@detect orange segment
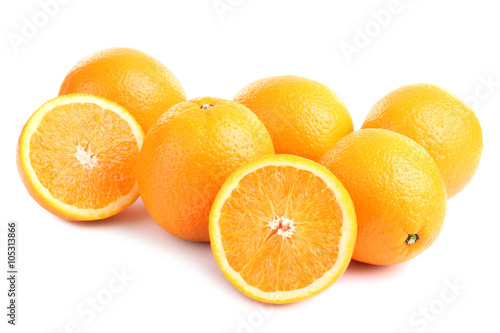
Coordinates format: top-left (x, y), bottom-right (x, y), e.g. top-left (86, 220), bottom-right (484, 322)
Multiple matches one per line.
top-left (210, 155), bottom-right (357, 303)
top-left (17, 94), bottom-right (144, 221)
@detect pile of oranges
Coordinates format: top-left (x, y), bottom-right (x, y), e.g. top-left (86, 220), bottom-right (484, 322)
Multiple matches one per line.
top-left (17, 47), bottom-right (482, 303)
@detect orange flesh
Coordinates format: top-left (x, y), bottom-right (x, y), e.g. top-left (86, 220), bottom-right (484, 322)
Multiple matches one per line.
top-left (29, 103), bottom-right (139, 209)
top-left (219, 166), bottom-right (343, 292)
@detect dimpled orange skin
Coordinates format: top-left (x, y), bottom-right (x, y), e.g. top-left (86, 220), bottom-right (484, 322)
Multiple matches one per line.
top-left (137, 97), bottom-right (275, 242)
top-left (362, 83), bottom-right (483, 198)
top-left (234, 75), bottom-right (353, 162)
top-left (59, 47), bottom-right (186, 133)
top-left (321, 129), bottom-right (447, 265)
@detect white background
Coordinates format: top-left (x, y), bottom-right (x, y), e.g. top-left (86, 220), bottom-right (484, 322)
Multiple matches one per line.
top-left (1, 0), bottom-right (499, 332)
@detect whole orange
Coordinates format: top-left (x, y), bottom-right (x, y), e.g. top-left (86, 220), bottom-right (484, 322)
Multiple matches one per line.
top-left (137, 97), bottom-right (274, 242)
top-left (321, 129), bottom-right (447, 265)
top-left (362, 83), bottom-right (483, 198)
top-left (59, 47), bottom-right (186, 133)
top-left (234, 75), bottom-right (353, 162)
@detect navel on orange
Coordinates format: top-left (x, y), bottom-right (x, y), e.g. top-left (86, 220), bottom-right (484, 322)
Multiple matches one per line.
top-left (17, 94), bottom-right (144, 221)
top-left (209, 155), bottom-right (357, 303)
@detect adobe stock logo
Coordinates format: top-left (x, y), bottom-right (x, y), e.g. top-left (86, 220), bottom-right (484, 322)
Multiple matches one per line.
top-left (225, 304), bottom-right (274, 333)
top-left (51, 268), bottom-right (134, 333)
top-left (339, 0), bottom-right (417, 64)
top-left (213, 0), bottom-right (245, 21)
top-left (399, 278), bottom-right (466, 333)
top-left (6, 0), bottom-right (72, 54)
top-left (463, 74), bottom-right (500, 112)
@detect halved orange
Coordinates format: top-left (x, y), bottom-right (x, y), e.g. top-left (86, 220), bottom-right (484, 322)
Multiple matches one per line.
top-left (209, 155), bottom-right (357, 303)
top-left (17, 94), bottom-right (145, 221)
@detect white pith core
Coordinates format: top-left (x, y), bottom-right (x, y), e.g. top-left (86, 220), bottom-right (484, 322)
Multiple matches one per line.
top-left (74, 145), bottom-right (99, 169)
top-left (268, 216), bottom-right (296, 239)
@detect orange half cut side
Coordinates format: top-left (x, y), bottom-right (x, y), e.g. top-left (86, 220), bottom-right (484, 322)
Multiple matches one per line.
top-left (17, 94), bottom-right (145, 221)
top-left (209, 155), bottom-right (357, 303)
